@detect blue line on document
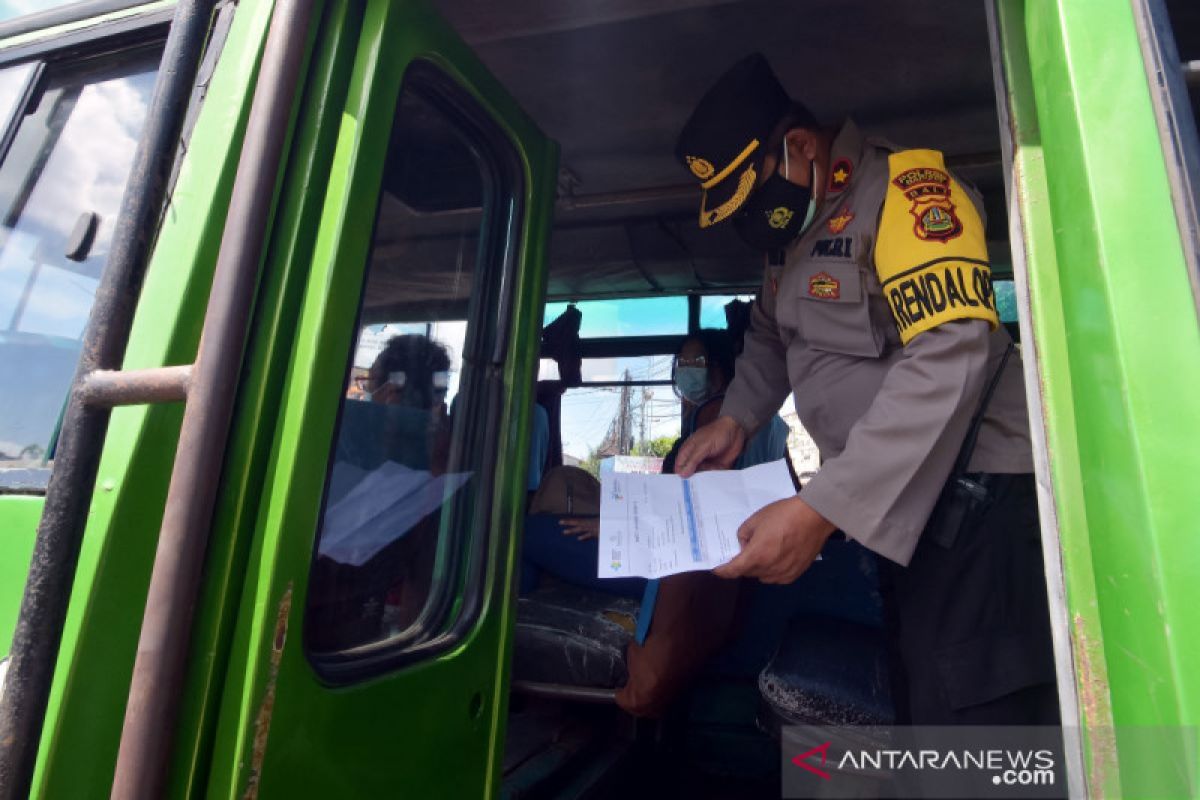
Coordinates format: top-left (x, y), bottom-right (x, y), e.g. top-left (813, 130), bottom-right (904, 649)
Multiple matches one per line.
top-left (682, 479), bottom-right (701, 561)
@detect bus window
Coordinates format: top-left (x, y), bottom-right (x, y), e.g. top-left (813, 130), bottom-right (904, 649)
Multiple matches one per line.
top-left (0, 49), bottom-right (159, 475)
top-left (305, 73), bottom-right (521, 659)
top-left (543, 296), bottom-right (686, 338)
top-left (699, 293), bottom-right (754, 329)
top-left (993, 279), bottom-right (1019, 324)
top-left (554, 355), bottom-right (678, 475)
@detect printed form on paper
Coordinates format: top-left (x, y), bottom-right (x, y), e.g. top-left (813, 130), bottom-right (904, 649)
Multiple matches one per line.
top-left (598, 459), bottom-right (797, 579)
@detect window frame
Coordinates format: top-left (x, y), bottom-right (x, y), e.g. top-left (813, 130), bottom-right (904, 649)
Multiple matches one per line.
top-left (303, 59), bottom-right (526, 684)
top-left (0, 60), bottom-right (43, 160)
top-left (0, 4), bottom-right (171, 72)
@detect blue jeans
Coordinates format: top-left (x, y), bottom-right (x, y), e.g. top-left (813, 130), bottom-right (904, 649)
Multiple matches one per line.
top-left (519, 514), bottom-right (646, 599)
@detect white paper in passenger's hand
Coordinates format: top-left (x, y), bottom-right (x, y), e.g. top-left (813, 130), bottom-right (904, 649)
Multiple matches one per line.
top-left (597, 459), bottom-right (796, 579)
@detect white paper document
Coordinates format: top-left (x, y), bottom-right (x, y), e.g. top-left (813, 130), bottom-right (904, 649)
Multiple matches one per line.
top-left (598, 459), bottom-right (796, 579)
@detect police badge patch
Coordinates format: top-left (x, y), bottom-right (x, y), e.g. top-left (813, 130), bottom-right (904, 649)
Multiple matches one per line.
top-left (892, 167), bottom-right (963, 242)
top-left (808, 271), bottom-right (840, 299)
top-left (686, 156), bottom-right (715, 180)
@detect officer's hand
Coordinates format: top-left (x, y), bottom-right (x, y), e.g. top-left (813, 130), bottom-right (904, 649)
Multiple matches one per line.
top-left (714, 496), bottom-right (835, 583)
top-left (675, 416), bottom-right (746, 477)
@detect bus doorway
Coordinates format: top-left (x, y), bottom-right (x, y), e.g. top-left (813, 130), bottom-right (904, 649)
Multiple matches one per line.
top-left (440, 1), bottom-right (1027, 795)
top-left (2, 0), bottom-right (1198, 794)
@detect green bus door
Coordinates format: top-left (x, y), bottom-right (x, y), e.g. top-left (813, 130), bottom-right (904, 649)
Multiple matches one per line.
top-left (202, 1), bottom-right (556, 796)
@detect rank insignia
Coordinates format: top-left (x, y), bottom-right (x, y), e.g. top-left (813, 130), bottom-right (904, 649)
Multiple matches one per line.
top-left (892, 166), bottom-right (964, 242)
top-left (686, 156), bottom-right (715, 180)
top-left (828, 158), bottom-right (853, 193)
top-left (808, 271), bottom-right (840, 299)
top-left (827, 206), bottom-right (854, 234)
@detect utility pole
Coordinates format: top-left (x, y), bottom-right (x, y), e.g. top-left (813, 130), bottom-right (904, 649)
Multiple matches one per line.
top-left (639, 388), bottom-right (650, 454)
top-left (617, 369), bottom-right (632, 455)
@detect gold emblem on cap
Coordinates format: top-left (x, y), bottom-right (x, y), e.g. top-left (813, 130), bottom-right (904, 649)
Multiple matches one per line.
top-left (768, 207), bottom-right (794, 229)
top-left (687, 156), bottom-right (715, 180)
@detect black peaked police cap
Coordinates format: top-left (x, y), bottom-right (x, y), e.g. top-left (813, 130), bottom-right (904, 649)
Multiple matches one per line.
top-left (675, 53), bottom-right (805, 229)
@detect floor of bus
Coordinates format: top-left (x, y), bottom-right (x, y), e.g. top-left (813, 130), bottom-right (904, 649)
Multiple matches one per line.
top-left (501, 680), bottom-right (780, 800)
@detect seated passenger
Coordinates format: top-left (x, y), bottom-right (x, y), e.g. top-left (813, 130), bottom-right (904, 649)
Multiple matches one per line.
top-left (662, 328), bottom-right (792, 475)
top-left (521, 465), bottom-right (647, 599)
top-left (308, 333), bottom-right (456, 650)
top-left (520, 329), bottom-right (793, 715)
top-left (616, 328), bottom-right (794, 717)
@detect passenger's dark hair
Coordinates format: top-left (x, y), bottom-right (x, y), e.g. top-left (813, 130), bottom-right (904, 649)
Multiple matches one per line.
top-left (371, 334), bottom-right (452, 408)
top-left (677, 328), bottom-right (738, 387)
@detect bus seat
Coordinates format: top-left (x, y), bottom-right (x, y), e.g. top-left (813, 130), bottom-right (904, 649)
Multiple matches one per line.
top-left (511, 583), bottom-right (640, 690)
top-left (708, 536), bottom-right (883, 679)
top-left (757, 615), bottom-right (894, 732)
top-left (535, 381), bottom-right (565, 470)
top-left (742, 537), bottom-right (895, 733)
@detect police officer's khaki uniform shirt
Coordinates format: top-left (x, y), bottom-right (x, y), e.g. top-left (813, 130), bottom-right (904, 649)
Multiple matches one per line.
top-left (721, 120), bottom-right (1033, 566)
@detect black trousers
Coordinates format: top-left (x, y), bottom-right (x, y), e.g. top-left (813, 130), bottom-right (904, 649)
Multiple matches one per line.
top-left (880, 474), bottom-right (1060, 725)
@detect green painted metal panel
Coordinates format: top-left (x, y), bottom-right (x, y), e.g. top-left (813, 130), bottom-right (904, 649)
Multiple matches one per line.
top-left (200, 0), bottom-right (556, 797)
top-left (999, 0), bottom-right (1200, 793)
top-left (0, 496), bottom-right (40, 656)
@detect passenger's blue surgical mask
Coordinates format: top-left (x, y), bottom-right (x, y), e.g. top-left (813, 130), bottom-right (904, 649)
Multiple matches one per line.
top-left (674, 366), bottom-right (709, 403)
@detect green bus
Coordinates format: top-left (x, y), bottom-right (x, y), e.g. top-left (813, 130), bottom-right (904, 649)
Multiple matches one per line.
top-left (0, 0), bottom-right (1197, 796)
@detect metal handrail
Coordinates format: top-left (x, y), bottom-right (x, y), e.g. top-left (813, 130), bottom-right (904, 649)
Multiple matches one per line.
top-left (0, 0), bottom-right (216, 795)
top-left (109, 0), bottom-right (317, 792)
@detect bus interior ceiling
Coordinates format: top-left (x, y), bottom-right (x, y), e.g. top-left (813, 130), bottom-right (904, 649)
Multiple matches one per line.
top-left (429, 0), bottom-right (1011, 305)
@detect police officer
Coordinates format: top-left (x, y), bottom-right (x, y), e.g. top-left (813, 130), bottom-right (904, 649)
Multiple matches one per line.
top-left (673, 54), bottom-right (1058, 725)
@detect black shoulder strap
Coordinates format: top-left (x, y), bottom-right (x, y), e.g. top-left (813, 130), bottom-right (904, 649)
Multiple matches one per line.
top-left (951, 341), bottom-right (1015, 477)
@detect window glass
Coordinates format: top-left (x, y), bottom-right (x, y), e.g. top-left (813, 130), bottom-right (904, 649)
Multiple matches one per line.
top-left (0, 51), bottom-right (159, 471)
top-left (306, 77), bottom-right (518, 657)
top-left (543, 296), bottom-right (686, 338)
top-left (547, 354), bottom-right (679, 477)
top-left (560, 373), bottom-right (681, 478)
top-left (993, 279), bottom-right (1018, 324)
top-left (699, 293), bottom-right (755, 329)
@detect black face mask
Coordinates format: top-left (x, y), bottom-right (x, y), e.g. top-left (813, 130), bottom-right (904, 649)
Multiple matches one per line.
top-left (732, 146), bottom-right (817, 252)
